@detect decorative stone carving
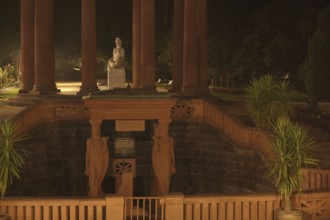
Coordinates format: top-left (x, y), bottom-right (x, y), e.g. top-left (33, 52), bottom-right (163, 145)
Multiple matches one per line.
top-left (55, 105), bottom-right (87, 119)
top-left (170, 101), bottom-right (194, 120)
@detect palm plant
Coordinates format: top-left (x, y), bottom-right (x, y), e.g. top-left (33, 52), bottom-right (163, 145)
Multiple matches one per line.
top-left (0, 120), bottom-right (28, 197)
top-left (268, 116), bottom-right (318, 214)
top-left (244, 74), bottom-right (297, 129)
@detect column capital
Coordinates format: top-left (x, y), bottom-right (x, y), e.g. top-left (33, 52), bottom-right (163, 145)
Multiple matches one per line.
top-left (89, 119), bottom-right (102, 138)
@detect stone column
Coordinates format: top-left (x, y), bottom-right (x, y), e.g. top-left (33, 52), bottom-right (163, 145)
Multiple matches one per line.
top-left (140, 0), bottom-right (155, 89)
top-left (169, 0), bottom-right (184, 93)
top-left (181, 0), bottom-right (208, 96)
top-left (198, 0), bottom-right (209, 96)
top-left (79, 0), bottom-right (99, 96)
top-left (19, 0), bottom-right (35, 94)
top-left (132, 0), bottom-right (155, 89)
top-left (33, 0), bottom-right (57, 94)
top-left (132, 0), bottom-right (141, 88)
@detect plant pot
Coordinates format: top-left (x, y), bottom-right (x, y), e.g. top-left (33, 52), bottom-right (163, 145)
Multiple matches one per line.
top-left (0, 213), bottom-right (10, 220)
top-left (276, 209), bottom-right (303, 220)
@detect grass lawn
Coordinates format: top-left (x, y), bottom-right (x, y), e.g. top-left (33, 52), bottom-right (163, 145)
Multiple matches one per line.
top-left (210, 89), bottom-right (309, 102)
top-left (0, 87), bottom-right (19, 99)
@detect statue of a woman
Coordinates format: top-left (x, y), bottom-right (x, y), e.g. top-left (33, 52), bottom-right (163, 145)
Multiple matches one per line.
top-left (152, 123), bottom-right (176, 196)
top-left (108, 37), bottom-right (125, 70)
top-left (85, 136), bottom-right (109, 197)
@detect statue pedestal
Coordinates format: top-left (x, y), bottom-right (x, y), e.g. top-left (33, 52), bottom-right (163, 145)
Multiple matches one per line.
top-left (108, 68), bottom-right (126, 89)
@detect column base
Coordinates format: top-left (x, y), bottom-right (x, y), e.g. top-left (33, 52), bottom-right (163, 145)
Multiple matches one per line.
top-left (31, 84), bottom-right (58, 95)
top-left (18, 88), bottom-right (32, 94)
top-left (18, 83), bottom-right (34, 94)
top-left (77, 85), bottom-right (99, 96)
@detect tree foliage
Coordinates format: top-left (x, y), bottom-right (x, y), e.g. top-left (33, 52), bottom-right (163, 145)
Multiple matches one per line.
top-left (303, 5), bottom-right (330, 100)
top-left (0, 64), bottom-right (18, 87)
top-left (233, 0), bottom-right (326, 82)
top-left (0, 120), bottom-right (28, 197)
top-left (244, 74), bottom-right (297, 129)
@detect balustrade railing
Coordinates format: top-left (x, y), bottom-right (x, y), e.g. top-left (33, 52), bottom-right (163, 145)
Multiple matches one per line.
top-left (11, 99), bottom-right (87, 135)
top-left (125, 197), bottom-right (164, 220)
top-left (1, 193), bottom-right (330, 220)
top-left (203, 100), bottom-right (274, 159)
top-left (0, 197), bottom-right (106, 220)
top-left (302, 168), bottom-right (330, 191)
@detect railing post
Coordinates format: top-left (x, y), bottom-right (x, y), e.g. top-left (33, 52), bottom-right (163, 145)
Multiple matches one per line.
top-left (165, 193), bottom-right (184, 220)
top-left (105, 194), bottom-right (125, 220)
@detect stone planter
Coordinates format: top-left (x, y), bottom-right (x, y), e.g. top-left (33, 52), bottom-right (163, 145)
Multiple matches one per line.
top-left (276, 209), bottom-right (303, 220)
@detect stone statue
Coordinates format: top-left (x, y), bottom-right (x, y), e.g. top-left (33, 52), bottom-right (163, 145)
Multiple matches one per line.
top-left (152, 123), bottom-right (176, 196)
top-left (107, 37), bottom-right (126, 89)
top-left (85, 136), bottom-right (109, 197)
top-left (107, 37), bottom-right (125, 70)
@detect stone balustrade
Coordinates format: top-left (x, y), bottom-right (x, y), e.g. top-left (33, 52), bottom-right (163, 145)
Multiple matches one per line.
top-left (1, 192), bottom-right (329, 220)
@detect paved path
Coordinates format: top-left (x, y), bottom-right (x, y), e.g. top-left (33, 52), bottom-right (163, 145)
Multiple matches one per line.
top-left (0, 102), bottom-right (25, 121)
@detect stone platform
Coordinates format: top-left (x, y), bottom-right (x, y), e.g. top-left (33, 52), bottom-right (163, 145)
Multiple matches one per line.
top-left (108, 68), bottom-right (126, 89)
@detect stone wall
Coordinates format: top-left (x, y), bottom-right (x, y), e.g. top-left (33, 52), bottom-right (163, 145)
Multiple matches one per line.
top-left (8, 121), bottom-right (90, 196)
top-left (7, 120), bottom-right (273, 196)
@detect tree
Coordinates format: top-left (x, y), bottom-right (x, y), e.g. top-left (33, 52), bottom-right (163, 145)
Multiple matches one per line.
top-left (233, 0), bottom-right (327, 83)
top-left (303, 5), bottom-right (330, 100)
top-left (208, 0), bottom-right (259, 88)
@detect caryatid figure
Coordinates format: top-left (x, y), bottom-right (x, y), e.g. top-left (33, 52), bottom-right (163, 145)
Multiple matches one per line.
top-left (85, 123), bottom-right (109, 197)
top-left (152, 122), bottom-right (176, 196)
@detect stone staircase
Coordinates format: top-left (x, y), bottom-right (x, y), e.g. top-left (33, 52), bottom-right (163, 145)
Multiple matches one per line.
top-left (170, 121), bottom-right (273, 195)
top-left (220, 100), bottom-right (330, 169)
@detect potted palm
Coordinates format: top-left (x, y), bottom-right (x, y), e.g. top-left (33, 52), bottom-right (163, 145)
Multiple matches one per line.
top-left (0, 120), bottom-right (28, 219)
top-left (268, 116), bottom-right (318, 220)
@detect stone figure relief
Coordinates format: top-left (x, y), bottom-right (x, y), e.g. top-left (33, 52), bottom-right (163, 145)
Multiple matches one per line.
top-left (85, 135), bottom-right (109, 197)
top-left (107, 37), bottom-right (125, 70)
top-left (152, 122), bottom-right (176, 196)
